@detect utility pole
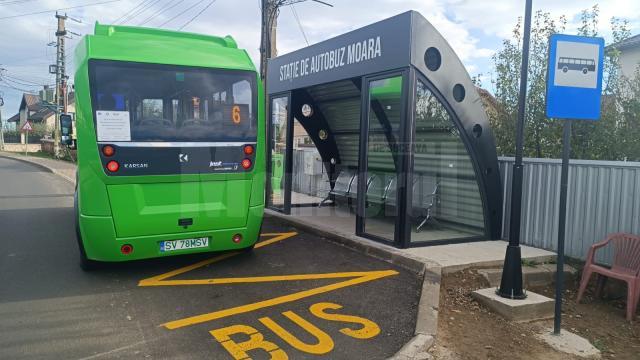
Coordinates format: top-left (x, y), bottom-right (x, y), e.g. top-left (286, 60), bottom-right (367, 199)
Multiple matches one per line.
top-left (53, 12), bottom-right (68, 158)
top-left (260, 0), bottom-right (278, 83)
top-left (259, 0), bottom-right (333, 83)
top-left (0, 92), bottom-right (4, 152)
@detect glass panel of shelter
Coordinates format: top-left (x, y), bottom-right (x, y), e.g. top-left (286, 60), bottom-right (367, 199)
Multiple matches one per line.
top-left (409, 78), bottom-right (485, 243)
top-left (268, 96), bottom-right (289, 211)
top-left (290, 117), bottom-right (330, 207)
top-left (360, 75), bottom-right (404, 243)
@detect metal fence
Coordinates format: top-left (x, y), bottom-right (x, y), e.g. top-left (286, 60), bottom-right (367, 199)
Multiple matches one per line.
top-left (499, 157), bottom-right (640, 264)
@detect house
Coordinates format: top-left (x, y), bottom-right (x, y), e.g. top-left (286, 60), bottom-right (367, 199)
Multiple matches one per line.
top-left (5, 113), bottom-right (19, 131)
top-left (7, 87), bottom-right (75, 143)
top-left (611, 34), bottom-right (640, 80)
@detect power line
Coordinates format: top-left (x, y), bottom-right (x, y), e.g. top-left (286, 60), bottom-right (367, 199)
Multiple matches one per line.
top-left (0, 0), bottom-right (122, 20)
top-left (118, 0), bottom-right (162, 25)
top-left (112, 0), bottom-right (149, 23)
top-left (159, 0), bottom-right (206, 27)
top-left (290, 4), bottom-right (308, 46)
top-left (0, 80), bottom-right (38, 93)
top-left (138, 0), bottom-right (185, 26)
top-left (178, 0), bottom-right (216, 30)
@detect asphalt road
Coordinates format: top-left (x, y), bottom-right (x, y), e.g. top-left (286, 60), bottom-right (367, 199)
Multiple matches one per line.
top-left (0, 156), bottom-right (421, 360)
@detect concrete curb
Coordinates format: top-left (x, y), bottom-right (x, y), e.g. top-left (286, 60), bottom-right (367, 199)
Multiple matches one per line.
top-left (0, 152), bottom-right (76, 185)
top-left (264, 210), bottom-right (440, 360)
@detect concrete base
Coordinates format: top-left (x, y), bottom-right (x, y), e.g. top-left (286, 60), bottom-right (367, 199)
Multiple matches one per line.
top-left (478, 263), bottom-right (577, 288)
top-left (471, 287), bottom-right (554, 322)
top-left (537, 328), bottom-right (601, 359)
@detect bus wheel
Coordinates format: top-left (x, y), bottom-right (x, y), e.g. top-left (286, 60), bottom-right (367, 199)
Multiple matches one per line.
top-left (79, 249), bottom-right (100, 271)
top-left (562, 66), bottom-right (568, 73)
top-left (241, 243), bottom-right (256, 253)
top-left (242, 220), bottom-right (263, 253)
top-left (582, 68), bottom-right (588, 74)
top-left (75, 191), bottom-right (100, 271)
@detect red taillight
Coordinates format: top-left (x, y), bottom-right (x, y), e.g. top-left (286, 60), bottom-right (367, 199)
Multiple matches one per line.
top-left (106, 160), bottom-right (120, 172)
top-left (241, 158), bottom-right (252, 169)
top-left (243, 145), bottom-right (254, 155)
top-left (102, 145), bottom-right (115, 157)
top-left (232, 234), bottom-right (243, 243)
top-left (120, 244), bottom-right (133, 255)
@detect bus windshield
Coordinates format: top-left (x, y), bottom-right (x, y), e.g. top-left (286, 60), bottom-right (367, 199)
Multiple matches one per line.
top-left (89, 60), bottom-right (256, 143)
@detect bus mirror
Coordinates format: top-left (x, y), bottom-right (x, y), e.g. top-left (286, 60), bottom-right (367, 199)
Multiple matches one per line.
top-left (60, 114), bottom-right (73, 146)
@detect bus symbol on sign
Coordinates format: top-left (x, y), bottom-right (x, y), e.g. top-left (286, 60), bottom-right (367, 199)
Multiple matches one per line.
top-left (558, 57), bottom-right (595, 74)
top-left (553, 40), bottom-right (600, 89)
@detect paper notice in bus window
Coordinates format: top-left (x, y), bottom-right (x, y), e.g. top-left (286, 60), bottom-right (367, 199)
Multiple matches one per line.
top-left (96, 111), bottom-right (131, 141)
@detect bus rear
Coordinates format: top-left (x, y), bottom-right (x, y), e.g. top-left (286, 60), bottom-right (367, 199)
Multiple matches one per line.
top-left (73, 24), bottom-right (264, 268)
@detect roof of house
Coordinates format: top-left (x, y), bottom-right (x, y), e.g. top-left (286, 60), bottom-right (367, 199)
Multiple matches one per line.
top-left (7, 113), bottom-right (20, 123)
top-left (610, 34), bottom-right (640, 51)
top-left (22, 93), bottom-right (41, 109)
top-left (29, 107), bottom-right (55, 121)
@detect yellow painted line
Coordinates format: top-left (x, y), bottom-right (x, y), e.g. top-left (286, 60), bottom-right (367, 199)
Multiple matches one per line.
top-left (254, 232), bottom-right (297, 249)
top-left (162, 270), bottom-right (399, 330)
top-left (138, 232), bottom-right (297, 286)
top-left (139, 271), bottom-right (391, 286)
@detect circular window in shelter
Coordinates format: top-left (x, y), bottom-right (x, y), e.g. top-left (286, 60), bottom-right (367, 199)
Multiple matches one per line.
top-left (453, 84), bottom-right (466, 102)
top-left (424, 47), bottom-right (442, 71)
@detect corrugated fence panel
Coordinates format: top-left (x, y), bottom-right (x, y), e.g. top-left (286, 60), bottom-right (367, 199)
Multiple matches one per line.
top-left (500, 157), bottom-right (640, 264)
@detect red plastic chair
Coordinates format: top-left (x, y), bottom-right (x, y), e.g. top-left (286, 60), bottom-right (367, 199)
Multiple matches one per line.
top-left (576, 233), bottom-right (640, 321)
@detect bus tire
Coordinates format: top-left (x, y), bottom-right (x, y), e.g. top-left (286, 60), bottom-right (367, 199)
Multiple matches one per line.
top-left (241, 243), bottom-right (256, 253)
top-left (75, 191), bottom-right (100, 271)
top-left (242, 218), bottom-right (264, 253)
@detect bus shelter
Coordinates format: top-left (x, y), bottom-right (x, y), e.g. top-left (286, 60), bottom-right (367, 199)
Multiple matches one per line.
top-left (266, 11), bottom-right (502, 248)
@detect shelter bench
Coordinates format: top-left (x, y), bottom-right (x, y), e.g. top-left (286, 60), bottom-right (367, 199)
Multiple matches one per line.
top-left (319, 168), bottom-right (439, 232)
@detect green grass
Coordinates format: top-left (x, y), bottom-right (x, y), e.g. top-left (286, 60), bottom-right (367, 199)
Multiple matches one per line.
top-left (592, 338), bottom-right (607, 352)
top-left (521, 259), bottom-right (541, 267)
top-left (27, 150), bottom-right (75, 163)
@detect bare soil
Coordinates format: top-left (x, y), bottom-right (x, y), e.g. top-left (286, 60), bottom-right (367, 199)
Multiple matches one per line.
top-left (429, 268), bottom-right (640, 360)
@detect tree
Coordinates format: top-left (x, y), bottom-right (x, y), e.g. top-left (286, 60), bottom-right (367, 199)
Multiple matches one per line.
top-left (488, 5), bottom-right (638, 161)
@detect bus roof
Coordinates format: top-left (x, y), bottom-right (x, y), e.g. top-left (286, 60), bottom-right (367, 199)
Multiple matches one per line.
top-left (74, 23), bottom-right (257, 73)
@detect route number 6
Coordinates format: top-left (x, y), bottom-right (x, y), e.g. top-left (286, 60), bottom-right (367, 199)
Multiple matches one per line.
top-left (232, 105), bottom-right (241, 124)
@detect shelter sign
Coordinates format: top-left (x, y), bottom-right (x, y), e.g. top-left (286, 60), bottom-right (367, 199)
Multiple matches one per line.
top-left (546, 34), bottom-right (604, 120)
top-left (267, 12), bottom-right (412, 94)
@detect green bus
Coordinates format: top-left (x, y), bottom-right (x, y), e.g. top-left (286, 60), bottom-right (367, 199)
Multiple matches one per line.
top-left (67, 23), bottom-right (265, 270)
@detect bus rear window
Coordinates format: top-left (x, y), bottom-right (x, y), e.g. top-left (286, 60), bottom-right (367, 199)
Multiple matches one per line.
top-left (89, 60), bottom-right (256, 143)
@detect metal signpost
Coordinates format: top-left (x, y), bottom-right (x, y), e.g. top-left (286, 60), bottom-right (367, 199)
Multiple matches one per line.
top-left (546, 33), bottom-right (604, 335)
top-left (21, 121), bottom-right (33, 156)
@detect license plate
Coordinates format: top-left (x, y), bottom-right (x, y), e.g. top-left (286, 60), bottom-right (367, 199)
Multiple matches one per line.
top-left (160, 237), bottom-right (209, 252)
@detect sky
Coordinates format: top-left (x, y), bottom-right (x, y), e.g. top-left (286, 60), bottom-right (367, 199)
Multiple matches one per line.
top-left (0, 0), bottom-right (639, 119)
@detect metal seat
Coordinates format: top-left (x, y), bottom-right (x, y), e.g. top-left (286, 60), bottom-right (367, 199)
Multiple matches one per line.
top-left (318, 168), bottom-right (356, 207)
top-left (366, 174), bottom-right (393, 204)
top-left (347, 173), bottom-right (377, 201)
top-left (412, 175), bottom-right (439, 232)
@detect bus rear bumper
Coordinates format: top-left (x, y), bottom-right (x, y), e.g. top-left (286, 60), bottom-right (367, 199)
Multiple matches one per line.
top-left (78, 205), bottom-right (264, 262)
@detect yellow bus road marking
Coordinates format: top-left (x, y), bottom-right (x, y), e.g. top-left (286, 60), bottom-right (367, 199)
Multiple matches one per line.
top-left (139, 271), bottom-right (392, 286)
top-left (138, 232), bottom-right (297, 285)
top-left (162, 270), bottom-right (398, 330)
top-left (137, 231), bottom-right (399, 332)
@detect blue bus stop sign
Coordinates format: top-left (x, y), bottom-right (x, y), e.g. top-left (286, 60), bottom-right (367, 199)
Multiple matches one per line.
top-left (546, 34), bottom-right (605, 120)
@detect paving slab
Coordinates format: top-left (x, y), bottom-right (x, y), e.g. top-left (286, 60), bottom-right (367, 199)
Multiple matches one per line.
top-left (537, 328), bottom-right (601, 358)
top-left (478, 264), bottom-right (577, 288)
top-left (403, 241), bottom-right (557, 273)
top-left (471, 287), bottom-right (554, 322)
